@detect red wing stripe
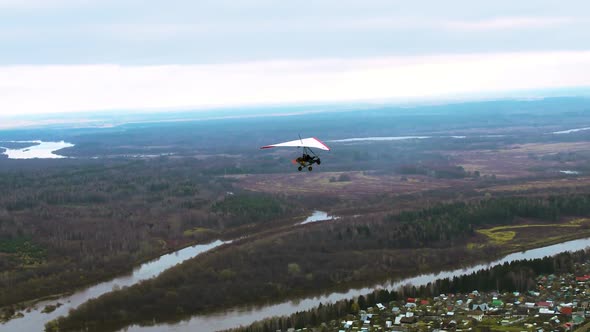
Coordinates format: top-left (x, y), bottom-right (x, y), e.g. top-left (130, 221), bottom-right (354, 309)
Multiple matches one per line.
top-left (260, 145), bottom-right (275, 149)
top-left (313, 137), bottom-right (331, 151)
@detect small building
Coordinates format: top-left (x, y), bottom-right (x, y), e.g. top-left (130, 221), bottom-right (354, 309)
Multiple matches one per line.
top-left (400, 316), bottom-right (417, 324)
top-left (492, 299), bottom-right (504, 307)
top-left (560, 307), bottom-right (573, 315)
top-left (472, 303), bottom-right (489, 311)
top-left (539, 308), bottom-right (554, 315)
top-left (537, 301), bottom-right (553, 308)
top-left (468, 310), bottom-right (484, 321)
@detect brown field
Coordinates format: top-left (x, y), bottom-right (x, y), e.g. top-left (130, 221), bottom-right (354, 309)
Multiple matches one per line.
top-left (453, 142), bottom-right (590, 179)
top-left (228, 172), bottom-right (458, 197)
top-left (482, 177), bottom-right (590, 192)
top-left (232, 141), bottom-right (590, 198)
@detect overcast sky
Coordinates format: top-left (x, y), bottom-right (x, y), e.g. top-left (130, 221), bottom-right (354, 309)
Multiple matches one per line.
top-left (1, 0), bottom-right (590, 116)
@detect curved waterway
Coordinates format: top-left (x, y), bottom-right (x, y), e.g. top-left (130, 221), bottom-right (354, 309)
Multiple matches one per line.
top-left (1, 240), bottom-right (228, 332)
top-left (122, 237), bottom-right (590, 332)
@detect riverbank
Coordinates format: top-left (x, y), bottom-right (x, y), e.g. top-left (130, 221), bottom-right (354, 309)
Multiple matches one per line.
top-left (0, 235), bottom-right (219, 319)
top-left (21, 196), bottom-right (590, 331)
top-left (50, 215), bottom-right (590, 332)
top-left (0, 240), bottom-right (229, 331)
top-left (118, 232), bottom-right (590, 332)
top-left (236, 250), bottom-right (590, 332)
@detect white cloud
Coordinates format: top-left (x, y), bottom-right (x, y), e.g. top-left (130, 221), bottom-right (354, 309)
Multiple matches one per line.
top-left (1, 14), bottom-right (578, 43)
top-left (1, 51), bottom-right (589, 116)
top-left (442, 17), bottom-right (577, 30)
top-left (0, 0), bottom-right (93, 9)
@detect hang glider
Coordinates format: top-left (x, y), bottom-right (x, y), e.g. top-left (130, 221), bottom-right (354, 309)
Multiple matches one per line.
top-left (260, 137), bottom-right (330, 171)
top-left (260, 137), bottom-right (330, 151)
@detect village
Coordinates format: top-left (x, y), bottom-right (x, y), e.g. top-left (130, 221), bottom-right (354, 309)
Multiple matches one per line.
top-left (286, 268), bottom-right (590, 332)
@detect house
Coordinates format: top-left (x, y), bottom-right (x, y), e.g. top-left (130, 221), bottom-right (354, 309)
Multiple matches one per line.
top-left (444, 320), bottom-right (457, 329)
top-left (537, 301), bottom-right (553, 308)
top-left (492, 299), bottom-right (504, 307)
top-left (468, 310), bottom-right (484, 321)
top-left (572, 314), bottom-right (585, 325)
top-left (405, 303), bottom-right (417, 309)
top-left (376, 303), bottom-right (385, 310)
top-left (360, 312), bottom-right (368, 322)
top-left (560, 306), bottom-right (573, 315)
top-left (472, 303), bottom-right (489, 311)
top-left (515, 306), bottom-right (529, 315)
top-left (539, 308), bottom-right (554, 315)
top-left (400, 316), bottom-right (417, 324)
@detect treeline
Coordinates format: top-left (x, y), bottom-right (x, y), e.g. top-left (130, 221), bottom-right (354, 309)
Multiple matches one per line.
top-left (0, 158), bottom-right (301, 308)
top-left (212, 194), bottom-right (296, 228)
top-left (375, 194), bottom-right (590, 248)
top-left (229, 249), bottom-right (590, 332)
top-left (46, 194), bottom-right (590, 332)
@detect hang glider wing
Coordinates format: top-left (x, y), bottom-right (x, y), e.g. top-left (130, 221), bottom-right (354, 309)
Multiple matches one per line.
top-left (260, 137), bottom-right (330, 151)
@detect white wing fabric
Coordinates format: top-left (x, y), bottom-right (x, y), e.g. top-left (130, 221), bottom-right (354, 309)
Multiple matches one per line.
top-left (261, 137), bottom-right (330, 151)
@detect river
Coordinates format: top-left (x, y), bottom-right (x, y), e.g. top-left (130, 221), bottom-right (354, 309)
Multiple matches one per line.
top-left (4, 228), bottom-right (589, 332)
top-left (1, 240), bottom-right (228, 332)
top-left (120, 237), bottom-right (590, 332)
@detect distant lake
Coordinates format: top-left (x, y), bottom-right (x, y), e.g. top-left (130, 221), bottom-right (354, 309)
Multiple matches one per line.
top-left (328, 136), bottom-right (431, 142)
top-left (560, 170), bottom-right (581, 175)
top-left (0, 140), bottom-right (74, 159)
top-left (327, 135), bottom-right (506, 143)
top-left (300, 210), bottom-right (339, 225)
top-left (552, 127), bottom-right (590, 134)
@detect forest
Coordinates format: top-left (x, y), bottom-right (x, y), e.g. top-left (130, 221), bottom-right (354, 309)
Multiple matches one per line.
top-left (0, 158), bottom-right (304, 308)
top-left (46, 194), bottom-right (590, 331)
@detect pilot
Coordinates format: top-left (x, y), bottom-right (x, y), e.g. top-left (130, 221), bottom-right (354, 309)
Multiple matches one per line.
top-left (297, 153), bottom-right (313, 164)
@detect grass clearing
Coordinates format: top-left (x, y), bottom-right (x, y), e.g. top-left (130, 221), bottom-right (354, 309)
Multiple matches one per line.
top-left (477, 230), bottom-right (516, 244)
top-left (477, 220), bottom-right (589, 245)
top-left (569, 218), bottom-right (590, 225)
top-left (183, 227), bottom-right (219, 237)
